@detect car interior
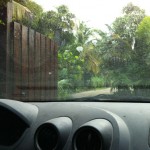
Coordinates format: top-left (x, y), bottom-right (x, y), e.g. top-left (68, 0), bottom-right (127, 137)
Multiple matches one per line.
top-left (1, 0), bottom-right (150, 150)
top-left (0, 99), bottom-right (150, 150)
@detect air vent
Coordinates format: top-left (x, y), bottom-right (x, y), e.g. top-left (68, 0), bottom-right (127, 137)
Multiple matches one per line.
top-left (35, 117), bottom-right (72, 150)
top-left (74, 127), bottom-right (102, 150)
top-left (0, 106), bottom-right (28, 146)
top-left (73, 119), bottom-right (113, 150)
top-left (35, 124), bottom-right (59, 150)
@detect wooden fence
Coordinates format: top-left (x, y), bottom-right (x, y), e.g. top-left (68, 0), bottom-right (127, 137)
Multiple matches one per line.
top-left (0, 2), bottom-right (58, 101)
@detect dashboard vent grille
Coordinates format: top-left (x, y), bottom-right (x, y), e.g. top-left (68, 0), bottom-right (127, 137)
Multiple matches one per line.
top-left (74, 127), bottom-right (102, 150)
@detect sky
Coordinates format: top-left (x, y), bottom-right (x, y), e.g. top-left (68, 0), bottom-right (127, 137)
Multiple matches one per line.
top-left (32, 0), bottom-right (150, 30)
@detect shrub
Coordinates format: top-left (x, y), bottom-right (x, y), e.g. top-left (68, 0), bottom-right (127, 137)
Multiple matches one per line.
top-left (90, 76), bottom-right (106, 89)
top-left (58, 79), bottom-right (72, 99)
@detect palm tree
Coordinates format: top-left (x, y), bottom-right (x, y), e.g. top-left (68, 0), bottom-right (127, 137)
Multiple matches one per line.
top-left (75, 22), bottom-right (101, 87)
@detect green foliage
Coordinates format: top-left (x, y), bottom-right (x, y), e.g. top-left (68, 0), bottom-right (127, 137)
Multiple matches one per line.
top-left (58, 79), bottom-right (72, 99)
top-left (127, 16), bottom-right (150, 95)
top-left (12, 1), bottom-right (31, 22)
top-left (113, 2), bottom-right (145, 47)
top-left (58, 47), bottom-right (84, 91)
top-left (75, 22), bottom-right (101, 74)
top-left (95, 3), bottom-right (147, 94)
top-left (57, 2), bottom-right (149, 97)
top-left (0, 19), bottom-right (4, 25)
top-left (136, 16), bottom-right (150, 44)
top-left (58, 79), bottom-right (71, 90)
top-left (9, 1), bottom-right (75, 46)
top-left (90, 76), bottom-right (106, 89)
top-left (25, 1), bottom-right (43, 15)
top-left (0, 0), bottom-right (28, 11)
top-left (11, 0), bottom-right (44, 30)
top-left (37, 5), bottom-right (75, 45)
top-left (23, 0), bottom-right (43, 29)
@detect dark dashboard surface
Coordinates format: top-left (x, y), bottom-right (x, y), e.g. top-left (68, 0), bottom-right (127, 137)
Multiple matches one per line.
top-left (0, 99), bottom-right (150, 150)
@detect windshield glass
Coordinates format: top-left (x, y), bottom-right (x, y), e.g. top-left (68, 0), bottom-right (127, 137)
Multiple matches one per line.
top-left (0, 0), bottom-right (150, 101)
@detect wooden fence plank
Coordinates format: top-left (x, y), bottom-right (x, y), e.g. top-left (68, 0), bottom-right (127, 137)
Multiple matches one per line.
top-left (0, 28), bottom-right (6, 98)
top-left (6, 2), bottom-right (13, 98)
top-left (50, 40), bottom-right (55, 100)
top-left (21, 25), bottom-right (28, 101)
top-left (13, 22), bottom-right (22, 100)
top-left (9, 22), bottom-right (14, 99)
top-left (54, 44), bottom-right (58, 98)
top-left (41, 35), bottom-right (46, 101)
top-left (45, 38), bottom-right (51, 100)
top-left (28, 28), bottom-right (35, 101)
top-left (34, 32), bottom-right (41, 101)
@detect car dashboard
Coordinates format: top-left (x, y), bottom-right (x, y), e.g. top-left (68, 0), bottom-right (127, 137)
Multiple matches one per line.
top-left (0, 99), bottom-right (150, 150)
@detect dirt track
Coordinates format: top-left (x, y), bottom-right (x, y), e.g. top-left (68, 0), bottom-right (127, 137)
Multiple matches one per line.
top-left (71, 88), bottom-right (112, 98)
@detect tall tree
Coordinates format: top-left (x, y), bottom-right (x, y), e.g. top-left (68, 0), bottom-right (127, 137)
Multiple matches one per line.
top-left (38, 5), bottom-right (75, 46)
top-left (96, 3), bottom-right (146, 92)
top-left (133, 16), bottom-right (150, 88)
top-left (113, 2), bottom-right (145, 49)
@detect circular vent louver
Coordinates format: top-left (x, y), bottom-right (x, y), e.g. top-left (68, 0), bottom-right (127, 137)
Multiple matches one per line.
top-left (73, 119), bottom-right (113, 150)
top-left (34, 117), bottom-right (72, 150)
top-left (35, 124), bottom-right (59, 150)
top-left (74, 127), bottom-right (102, 150)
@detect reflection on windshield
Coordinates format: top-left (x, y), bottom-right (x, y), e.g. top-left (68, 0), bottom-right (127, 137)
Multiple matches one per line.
top-left (0, 1), bottom-right (150, 101)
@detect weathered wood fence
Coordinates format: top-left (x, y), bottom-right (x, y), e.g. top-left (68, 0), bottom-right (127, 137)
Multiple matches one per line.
top-left (0, 2), bottom-right (58, 101)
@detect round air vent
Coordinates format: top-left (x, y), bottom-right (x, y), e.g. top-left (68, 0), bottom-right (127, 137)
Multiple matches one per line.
top-left (73, 119), bottom-right (113, 150)
top-left (35, 124), bottom-right (59, 150)
top-left (34, 117), bottom-right (72, 150)
top-left (74, 127), bottom-right (102, 150)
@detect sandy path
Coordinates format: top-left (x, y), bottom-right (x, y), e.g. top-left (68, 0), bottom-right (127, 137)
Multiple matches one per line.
top-left (71, 88), bottom-right (112, 98)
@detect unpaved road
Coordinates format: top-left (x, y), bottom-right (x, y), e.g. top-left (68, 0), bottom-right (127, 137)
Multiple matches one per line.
top-left (71, 88), bottom-right (112, 98)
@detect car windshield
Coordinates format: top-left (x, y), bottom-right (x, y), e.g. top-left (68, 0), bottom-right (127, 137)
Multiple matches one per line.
top-left (0, 0), bottom-right (150, 101)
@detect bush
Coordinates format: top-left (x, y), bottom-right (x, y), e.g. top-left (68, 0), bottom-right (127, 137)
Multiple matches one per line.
top-left (90, 76), bottom-right (106, 89)
top-left (58, 79), bottom-right (72, 99)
